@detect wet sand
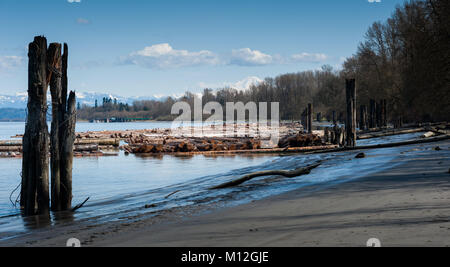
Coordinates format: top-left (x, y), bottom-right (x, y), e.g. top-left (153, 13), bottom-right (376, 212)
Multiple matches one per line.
top-left (2, 141), bottom-right (449, 247)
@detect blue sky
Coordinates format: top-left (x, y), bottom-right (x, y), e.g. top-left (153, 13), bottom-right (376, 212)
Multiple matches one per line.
top-left (0, 0), bottom-right (405, 97)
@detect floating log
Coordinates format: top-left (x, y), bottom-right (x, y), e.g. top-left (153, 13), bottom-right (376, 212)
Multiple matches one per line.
top-left (0, 138), bottom-right (119, 147)
top-left (358, 128), bottom-right (426, 140)
top-left (0, 144), bottom-right (97, 153)
top-left (0, 146), bottom-right (22, 152)
top-left (75, 138), bottom-right (120, 146)
top-left (0, 141), bottom-right (22, 146)
top-left (74, 144), bottom-right (99, 152)
top-left (210, 162), bottom-right (321, 189)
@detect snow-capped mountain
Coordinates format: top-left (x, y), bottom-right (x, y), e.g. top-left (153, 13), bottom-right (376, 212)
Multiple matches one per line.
top-left (197, 76), bottom-right (263, 91)
top-left (0, 76), bottom-right (264, 109)
top-left (232, 76), bottom-right (264, 91)
top-left (0, 93), bottom-right (29, 109)
top-left (0, 92), bottom-right (169, 109)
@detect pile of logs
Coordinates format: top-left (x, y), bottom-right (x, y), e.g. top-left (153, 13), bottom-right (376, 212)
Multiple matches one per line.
top-left (124, 137), bottom-right (262, 154)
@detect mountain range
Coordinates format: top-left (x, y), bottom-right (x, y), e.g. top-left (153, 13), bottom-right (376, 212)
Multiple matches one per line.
top-left (0, 92), bottom-right (168, 109)
top-left (0, 76), bottom-right (263, 120)
top-left (0, 92), bottom-right (170, 121)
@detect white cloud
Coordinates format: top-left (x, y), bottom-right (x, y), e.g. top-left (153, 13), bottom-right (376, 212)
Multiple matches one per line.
top-left (291, 53), bottom-right (328, 63)
top-left (368, 0), bottom-right (381, 3)
top-left (230, 48), bottom-right (273, 66)
top-left (122, 43), bottom-right (220, 69)
top-left (121, 44), bottom-right (329, 69)
top-left (0, 56), bottom-right (23, 71)
top-left (67, 0), bottom-right (81, 3)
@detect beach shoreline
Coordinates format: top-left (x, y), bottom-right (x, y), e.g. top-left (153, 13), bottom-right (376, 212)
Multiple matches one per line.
top-left (1, 140), bottom-right (449, 247)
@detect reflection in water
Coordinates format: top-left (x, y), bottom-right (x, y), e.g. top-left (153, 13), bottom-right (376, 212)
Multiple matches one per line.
top-left (21, 213), bottom-right (51, 231)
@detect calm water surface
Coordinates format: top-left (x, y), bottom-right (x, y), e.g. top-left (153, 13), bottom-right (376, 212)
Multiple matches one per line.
top-left (0, 121), bottom-right (177, 140)
top-left (0, 122), bottom-right (428, 240)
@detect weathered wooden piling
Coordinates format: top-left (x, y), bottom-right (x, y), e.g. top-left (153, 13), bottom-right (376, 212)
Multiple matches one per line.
top-left (338, 112), bottom-right (344, 124)
top-left (376, 101), bottom-right (382, 128)
top-left (48, 43), bottom-right (63, 211)
top-left (301, 108), bottom-right (308, 132)
top-left (360, 105), bottom-right (368, 130)
top-left (61, 91), bottom-right (76, 211)
top-left (317, 112), bottom-right (322, 123)
top-left (307, 103), bottom-right (313, 133)
top-left (21, 36), bottom-right (50, 216)
top-left (345, 79), bottom-right (357, 147)
top-left (21, 38), bottom-right (76, 215)
top-left (59, 44), bottom-right (76, 211)
top-left (369, 99), bottom-right (376, 129)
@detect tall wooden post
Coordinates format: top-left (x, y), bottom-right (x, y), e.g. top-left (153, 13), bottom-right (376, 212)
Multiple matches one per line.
top-left (376, 101), bottom-right (382, 128)
top-left (345, 79), bottom-right (357, 147)
top-left (21, 36), bottom-right (50, 216)
top-left (332, 111), bottom-right (336, 126)
top-left (360, 105), bottom-right (367, 131)
top-left (61, 92), bottom-right (76, 210)
top-left (382, 99), bottom-right (387, 127)
top-left (60, 44), bottom-right (76, 211)
top-left (307, 103), bottom-right (313, 133)
top-left (301, 108), bottom-right (307, 132)
top-left (48, 43), bottom-right (63, 212)
top-left (369, 99), bottom-right (375, 129)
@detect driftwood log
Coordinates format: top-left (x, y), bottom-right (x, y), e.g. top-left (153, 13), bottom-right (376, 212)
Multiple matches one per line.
top-left (358, 127), bottom-right (427, 140)
top-left (210, 162), bottom-right (321, 190)
top-left (0, 146), bottom-right (22, 152)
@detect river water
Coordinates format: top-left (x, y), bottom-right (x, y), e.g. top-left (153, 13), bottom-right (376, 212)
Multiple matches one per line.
top-left (0, 122), bottom-right (428, 240)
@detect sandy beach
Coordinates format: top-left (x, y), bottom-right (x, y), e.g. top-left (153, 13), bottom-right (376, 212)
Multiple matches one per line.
top-left (2, 140), bottom-right (449, 247)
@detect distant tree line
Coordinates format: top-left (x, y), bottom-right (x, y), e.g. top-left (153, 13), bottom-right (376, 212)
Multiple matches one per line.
top-left (343, 0), bottom-right (449, 122)
top-left (78, 0), bottom-right (448, 123)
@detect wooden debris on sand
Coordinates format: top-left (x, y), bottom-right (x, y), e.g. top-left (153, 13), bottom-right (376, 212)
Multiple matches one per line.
top-left (210, 162), bottom-right (322, 190)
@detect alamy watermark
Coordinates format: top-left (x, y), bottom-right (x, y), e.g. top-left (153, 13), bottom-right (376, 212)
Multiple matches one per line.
top-left (171, 97), bottom-right (280, 147)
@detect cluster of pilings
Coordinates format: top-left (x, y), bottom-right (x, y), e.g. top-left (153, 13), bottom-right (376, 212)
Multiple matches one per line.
top-left (359, 99), bottom-right (388, 130)
top-left (20, 36), bottom-right (76, 216)
top-left (303, 78), bottom-right (394, 149)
